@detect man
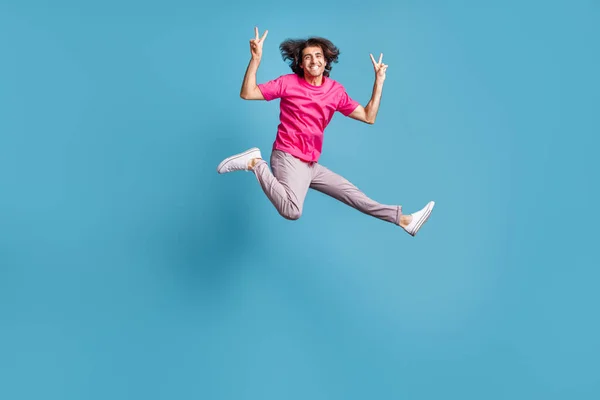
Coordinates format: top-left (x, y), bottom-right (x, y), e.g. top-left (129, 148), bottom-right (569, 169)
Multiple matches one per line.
top-left (217, 27), bottom-right (434, 237)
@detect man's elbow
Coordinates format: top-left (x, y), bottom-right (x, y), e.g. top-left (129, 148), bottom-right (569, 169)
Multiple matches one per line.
top-left (362, 107), bottom-right (375, 124)
top-left (240, 88), bottom-right (261, 100)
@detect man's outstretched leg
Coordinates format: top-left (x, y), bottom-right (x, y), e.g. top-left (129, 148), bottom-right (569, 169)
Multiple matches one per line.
top-left (310, 163), bottom-right (434, 236)
top-left (217, 148), bottom-right (312, 221)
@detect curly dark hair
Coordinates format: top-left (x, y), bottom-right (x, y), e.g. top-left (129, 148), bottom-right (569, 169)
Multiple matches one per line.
top-left (279, 37), bottom-right (340, 77)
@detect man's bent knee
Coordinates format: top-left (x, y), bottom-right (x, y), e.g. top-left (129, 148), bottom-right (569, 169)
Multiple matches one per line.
top-left (280, 207), bottom-right (302, 221)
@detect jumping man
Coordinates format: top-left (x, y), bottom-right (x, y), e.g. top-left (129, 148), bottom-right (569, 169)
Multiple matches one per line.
top-left (217, 27), bottom-right (435, 236)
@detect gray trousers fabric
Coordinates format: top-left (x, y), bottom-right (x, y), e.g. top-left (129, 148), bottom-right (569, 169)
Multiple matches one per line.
top-left (252, 150), bottom-right (401, 225)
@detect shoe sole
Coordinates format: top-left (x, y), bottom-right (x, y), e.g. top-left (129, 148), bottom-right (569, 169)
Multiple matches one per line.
top-left (410, 201), bottom-right (435, 236)
top-left (216, 147), bottom-right (259, 174)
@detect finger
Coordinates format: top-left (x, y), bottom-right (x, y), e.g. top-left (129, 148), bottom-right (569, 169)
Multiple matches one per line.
top-left (261, 29), bottom-right (269, 42)
top-left (370, 53), bottom-right (376, 65)
top-left (254, 27), bottom-right (259, 40)
top-left (378, 53), bottom-right (383, 64)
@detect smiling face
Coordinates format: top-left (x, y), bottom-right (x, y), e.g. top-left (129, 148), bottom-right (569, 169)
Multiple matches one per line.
top-left (300, 45), bottom-right (326, 79)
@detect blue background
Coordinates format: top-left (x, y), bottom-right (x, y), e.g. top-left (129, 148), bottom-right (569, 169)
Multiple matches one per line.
top-left (1, 0), bottom-right (598, 399)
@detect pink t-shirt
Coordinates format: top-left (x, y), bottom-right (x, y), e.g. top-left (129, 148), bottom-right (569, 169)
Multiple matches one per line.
top-left (258, 74), bottom-right (360, 163)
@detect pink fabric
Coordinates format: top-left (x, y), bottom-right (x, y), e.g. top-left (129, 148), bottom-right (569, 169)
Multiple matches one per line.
top-left (258, 74), bottom-right (360, 163)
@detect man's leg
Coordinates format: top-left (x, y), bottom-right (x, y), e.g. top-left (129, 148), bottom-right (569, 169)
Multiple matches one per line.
top-left (309, 163), bottom-right (402, 225)
top-left (309, 163), bottom-right (434, 235)
top-left (250, 150), bottom-right (312, 220)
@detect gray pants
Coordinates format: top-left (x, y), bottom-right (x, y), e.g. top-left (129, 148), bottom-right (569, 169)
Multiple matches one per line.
top-left (252, 150), bottom-right (401, 225)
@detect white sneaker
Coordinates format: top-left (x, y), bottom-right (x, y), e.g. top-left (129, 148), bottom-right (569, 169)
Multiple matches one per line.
top-left (403, 201), bottom-right (435, 236)
top-left (217, 147), bottom-right (262, 174)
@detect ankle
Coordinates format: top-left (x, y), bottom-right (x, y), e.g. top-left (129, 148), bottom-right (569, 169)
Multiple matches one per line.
top-left (399, 214), bottom-right (413, 228)
top-left (247, 158), bottom-right (262, 170)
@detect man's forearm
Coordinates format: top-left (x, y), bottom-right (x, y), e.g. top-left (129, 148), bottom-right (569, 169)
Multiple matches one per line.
top-left (364, 79), bottom-right (384, 123)
top-left (240, 57), bottom-right (261, 98)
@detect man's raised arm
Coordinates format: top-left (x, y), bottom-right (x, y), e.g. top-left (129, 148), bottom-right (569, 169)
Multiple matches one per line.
top-left (240, 27), bottom-right (269, 100)
top-left (348, 53), bottom-right (388, 124)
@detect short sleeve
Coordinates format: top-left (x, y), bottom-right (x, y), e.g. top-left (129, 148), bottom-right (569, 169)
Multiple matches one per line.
top-left (337, 90), bottom-right (360, 116)
top-left (257, 75), bottom-right (286, 101)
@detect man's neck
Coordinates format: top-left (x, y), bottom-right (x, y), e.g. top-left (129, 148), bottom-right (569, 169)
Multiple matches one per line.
top-left (303, 74), bottom-right (324, 86)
